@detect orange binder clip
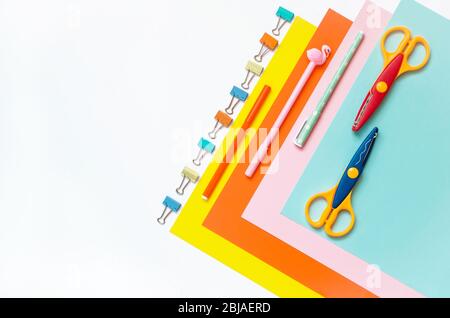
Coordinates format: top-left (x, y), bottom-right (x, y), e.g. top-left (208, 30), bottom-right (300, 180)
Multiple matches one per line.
top-left (254, 33), bottom-right (278, 62)
top-left (208, 111), bottom-right (233, 139)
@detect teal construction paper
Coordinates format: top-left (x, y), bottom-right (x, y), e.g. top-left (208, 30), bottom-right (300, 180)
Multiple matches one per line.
top-left (282, 0), bottom-right (450, 297)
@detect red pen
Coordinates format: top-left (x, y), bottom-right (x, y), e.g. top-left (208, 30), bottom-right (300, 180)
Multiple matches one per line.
top-left (202, 85), bottom-right (271, 200)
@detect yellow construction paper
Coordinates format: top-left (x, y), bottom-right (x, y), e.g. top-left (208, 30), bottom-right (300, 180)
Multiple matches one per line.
top-left (171, 17), bottom-right (320, 297)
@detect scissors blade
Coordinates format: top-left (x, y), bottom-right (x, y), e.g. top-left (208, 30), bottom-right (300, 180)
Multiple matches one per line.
top-left (353, 91), bottom-right (373, 130)
top-left (352, 54), bottom-right (404, 131)
top-left (332, 128), bottom-right (379, 209)
top-left (355, 128), bottom-right (378, 167)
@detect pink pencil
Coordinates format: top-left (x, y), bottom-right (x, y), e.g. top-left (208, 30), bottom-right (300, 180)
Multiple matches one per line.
top-left (245, 45), bottom-right (332, 177)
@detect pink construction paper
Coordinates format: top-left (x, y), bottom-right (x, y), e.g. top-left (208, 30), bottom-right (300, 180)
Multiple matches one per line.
top-left (242, 2), bottom-right (422, 298)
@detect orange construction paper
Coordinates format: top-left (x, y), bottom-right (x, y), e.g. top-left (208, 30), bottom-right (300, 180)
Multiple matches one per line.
top-left (203, 10), bottom-right (376, 298)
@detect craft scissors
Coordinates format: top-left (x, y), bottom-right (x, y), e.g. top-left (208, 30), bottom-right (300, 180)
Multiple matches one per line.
top-left (305, 127), bottom-right (378, 238)
top-left (352, 26), bottom-right (430, 131)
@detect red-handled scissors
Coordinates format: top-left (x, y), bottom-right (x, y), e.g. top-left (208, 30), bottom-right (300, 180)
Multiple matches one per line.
top-left (352, 26), bottom-right (430, 132)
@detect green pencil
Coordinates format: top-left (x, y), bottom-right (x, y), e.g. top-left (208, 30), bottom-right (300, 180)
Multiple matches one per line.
top-left (295, 31), bottom-right (364, 148)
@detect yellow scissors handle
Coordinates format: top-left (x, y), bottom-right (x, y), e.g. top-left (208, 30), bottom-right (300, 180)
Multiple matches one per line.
top-left (381, 26), bottom-right (431, 77)
top-left (324, 192), bottom-right (356, 238)
top-left (305, 187), bottom-right (336, 229)
top-left (381, 26), bottom-right (412, 66)
top-left (305, 187), bottom-right (356, 238)
top-left (399, 36), bottom-right (430, 75)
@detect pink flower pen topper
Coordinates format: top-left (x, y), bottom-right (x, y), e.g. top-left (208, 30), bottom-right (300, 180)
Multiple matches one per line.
top-left (245, 45), bottom-right (331, 178)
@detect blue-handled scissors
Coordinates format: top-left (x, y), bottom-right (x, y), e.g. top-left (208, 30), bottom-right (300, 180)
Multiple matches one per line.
top-left (305, 127), bottom-right (379, 238)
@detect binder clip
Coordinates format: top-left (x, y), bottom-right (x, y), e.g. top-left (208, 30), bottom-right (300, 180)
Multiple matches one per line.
top-left (225, 86), bottom-right (249, 115)
top-left (241, 61), bottom-right (264, 90)
top-left (193, 138), bottom-right (216, 166)
top-left (176, 167), bottom-right (200, 195)
top-left (158, 196), bottom-right (181, 225)
top-left (272, 7), bottom-right (295, 36)
top-left (208, 111), bottom-right (233, 139)
top-left (254, 33), bottom-right (278, 62)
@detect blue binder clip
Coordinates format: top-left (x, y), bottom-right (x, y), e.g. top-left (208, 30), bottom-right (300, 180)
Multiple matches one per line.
top-left (193, 138), bottom-right (216, 166)
top-left (272, 7), bottom-right (295, 36)
top-left (225, 86), bottom-right (249, 115)
top-left (158, 196), bottom-right (181, 225)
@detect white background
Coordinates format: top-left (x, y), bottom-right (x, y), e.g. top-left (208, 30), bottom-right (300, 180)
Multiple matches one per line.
top-left (0, 0), bottom-right (449, 297)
